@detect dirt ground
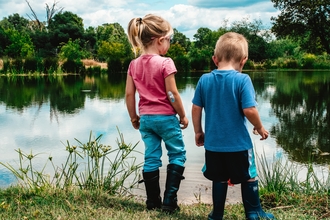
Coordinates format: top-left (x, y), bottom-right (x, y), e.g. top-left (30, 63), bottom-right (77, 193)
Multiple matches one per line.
top-left (133, 164), bottom-right (242, 205)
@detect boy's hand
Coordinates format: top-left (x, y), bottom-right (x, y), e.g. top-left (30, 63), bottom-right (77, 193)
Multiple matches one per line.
top-left (195, 132), bottom-right (204, 146)
top-left (179, 116), bottom-right (189, 129)
top-left (253, 127), bottom-right (269, 140)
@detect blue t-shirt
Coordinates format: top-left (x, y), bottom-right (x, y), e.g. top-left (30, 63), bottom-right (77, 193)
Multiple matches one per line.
top-left (192, 69), bottom-right (257, 152)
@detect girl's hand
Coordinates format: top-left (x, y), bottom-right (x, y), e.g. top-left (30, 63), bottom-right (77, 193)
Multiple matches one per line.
top-left (131, 116), bottom-right (140, 129)
top-left (179, 116), bottom-right (188, 129)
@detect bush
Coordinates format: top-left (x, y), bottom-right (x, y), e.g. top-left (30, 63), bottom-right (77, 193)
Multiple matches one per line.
top-left (244, 59), bottom-right (255, 70)
top-left (43, 57), bottom-right (59, 74)
top-left (61, 59), bottom-right (85, 74)
top-left (107, 57), bottom-right (122, 74)
top-left (174, 56), bottom-right (191, 72)
top-left (284, 58), bottom-right (299, 69)
top-left (11, 58), bottom-right (24, 74)
top-left (23, 57), bottom-right (42, 73)
top-left (301, 53), bottom-right (316, 69)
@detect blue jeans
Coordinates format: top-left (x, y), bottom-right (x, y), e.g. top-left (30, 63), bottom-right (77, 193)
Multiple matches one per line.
top-left (139, 115), bottom-right (186, 172)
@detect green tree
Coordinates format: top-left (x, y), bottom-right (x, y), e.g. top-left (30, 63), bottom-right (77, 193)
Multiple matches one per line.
top-left (229, 18), bottom-right (268, 62)
top-left (59, 39), bottom-right (86, 61)
top-left (172, 28), bottom-right (191, 51)
top-left (0, 13), bottom-right (29, 33)
top-left (271, 0), bottom-right (330, 54)
top-left (96, 23), bottom-right (132, 61)
top-left (0, 26), bottom-right (9, 56)
top-left (97, 41), bottom-right (126, 61)
top-left (4, 29), bottom-right (34, 58)
top-left (48, 11), bottom-right (85, 48)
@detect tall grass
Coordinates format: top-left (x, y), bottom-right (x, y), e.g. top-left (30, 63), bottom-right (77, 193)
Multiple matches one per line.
top-left (0, 128), bottom-right (142, 195)
top-left (256, 149), bottom-right (330, 216)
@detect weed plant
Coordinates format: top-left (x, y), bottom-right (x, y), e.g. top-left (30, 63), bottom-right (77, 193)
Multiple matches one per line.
top-left (0, 128), bottom-right (142, 195)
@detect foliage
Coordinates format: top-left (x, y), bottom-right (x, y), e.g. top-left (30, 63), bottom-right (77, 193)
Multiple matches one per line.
top-left (1, 7), bottom-right (330, 72)
top-left (4, 29), bottom-right (34, 58)
top-left (107, 57), bottom-right (123, 74)
top-left (0, 130), bottom-right (142, 195)
top-left (48, 11), bottom-right (85, 48)
top-left (61, 59), bottom-right (85, 74)
top-left (23, 57), bottom-right (42, 73)
top-left (43, 57), bottom-right (59, 73)
top-left (301, 53), bottom-right (317, 69)
top-left (59, 39), bottom-right (87, 62)
top-left (271, 0), bottom-right (330, 54)
top-left (97, 41), bottom-right (126, 62)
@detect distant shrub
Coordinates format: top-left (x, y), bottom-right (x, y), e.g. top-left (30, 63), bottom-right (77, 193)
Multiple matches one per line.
top-left (284, 58), bottom-right (299, 69)
top-left (61, 59), bottom-right (85, 74)
top-left (43, 57), bottom-right (59, 73)
top-left (107, 57), bottom-right (122, 74)
top-left (11, 58), bottom-right (24, 74)
top-left (301, 53), bottom-right (316, 69)
top-left (174, 56), bottom-right (191, 72)
top-left (244, 59), bottom-right (255, 70)
top-left (23, 57), bottom-right (42, 73)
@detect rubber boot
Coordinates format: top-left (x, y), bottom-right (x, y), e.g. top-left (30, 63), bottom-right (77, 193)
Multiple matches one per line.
top-left (241, 180), bottom-right (275, 220)
top-left (162, 164), bottom-right (185, 213)
top-left (208, 181), bottom-right (228, 220)
top-left (139, 170), bottom-right (162, 210)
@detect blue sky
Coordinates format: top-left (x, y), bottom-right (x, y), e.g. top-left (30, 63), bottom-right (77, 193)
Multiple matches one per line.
top-left (0, 0), bottom-right (279, 39)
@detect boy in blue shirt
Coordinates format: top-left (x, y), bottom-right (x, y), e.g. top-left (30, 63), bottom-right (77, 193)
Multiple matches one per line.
top-left (192, 32), bottom-right (275, 220)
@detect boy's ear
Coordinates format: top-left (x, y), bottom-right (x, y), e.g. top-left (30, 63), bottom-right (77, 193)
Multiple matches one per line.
top-left (240, 57), bottom-right (248, 66)
top-left (212, 55), bottom-right (218, 66)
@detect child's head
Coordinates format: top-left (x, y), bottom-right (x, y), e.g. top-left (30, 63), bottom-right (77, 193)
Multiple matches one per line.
top-left (127, 14), bottom-right (173, 56)
top-left (214, 32), bottom-right (248, 64)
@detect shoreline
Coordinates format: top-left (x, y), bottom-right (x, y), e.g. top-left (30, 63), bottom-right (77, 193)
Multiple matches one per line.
top-left (133, 164), bottom-right (242, 205)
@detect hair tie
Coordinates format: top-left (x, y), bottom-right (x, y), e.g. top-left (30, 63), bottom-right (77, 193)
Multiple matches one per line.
top-left (137, 18), bottom-right (142, 24)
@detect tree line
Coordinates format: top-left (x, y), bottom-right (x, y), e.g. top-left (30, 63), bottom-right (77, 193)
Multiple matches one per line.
top-left (0, 0), bottom-right (329, 73)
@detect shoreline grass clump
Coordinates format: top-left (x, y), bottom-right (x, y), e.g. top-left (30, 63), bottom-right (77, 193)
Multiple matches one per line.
top-left (0, 128), bottom-right (142, 196)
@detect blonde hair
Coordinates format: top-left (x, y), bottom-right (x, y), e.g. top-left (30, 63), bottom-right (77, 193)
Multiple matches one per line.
top-left (214, 32), bottom-right (248, 63)
top-left (127, 14), bottom-right (173, 56)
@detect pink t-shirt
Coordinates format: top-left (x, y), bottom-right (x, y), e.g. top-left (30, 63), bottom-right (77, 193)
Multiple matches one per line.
top-left (128, 54), bottom-right (177, 115)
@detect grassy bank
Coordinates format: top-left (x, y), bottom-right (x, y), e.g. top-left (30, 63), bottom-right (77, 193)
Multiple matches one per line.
top-left (0, 184), bottom-right (329, 219)
top-left (1, 131), bottom-right (329, 219)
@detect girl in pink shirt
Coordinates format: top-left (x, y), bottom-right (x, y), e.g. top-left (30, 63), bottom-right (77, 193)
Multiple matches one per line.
top-left (125, 14), bottom-right (188, 213)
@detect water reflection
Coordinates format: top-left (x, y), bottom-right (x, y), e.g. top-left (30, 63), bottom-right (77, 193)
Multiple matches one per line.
top-left (268, 71), bottom-right (330, 164)
top-left (0, 71), bottom-right (330, 187)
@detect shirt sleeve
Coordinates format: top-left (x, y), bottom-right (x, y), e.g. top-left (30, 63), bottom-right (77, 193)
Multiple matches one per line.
top-left (162, 58), bottom-right (177, 78)
top-left (192, 77), bottom-right (204, 107)
top-left (241, 75), bottom-right (258, 109)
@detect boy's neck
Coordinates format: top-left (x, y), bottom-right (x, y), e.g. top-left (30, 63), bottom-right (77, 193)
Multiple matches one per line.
top-left (217, 63), bottom-right (242, 72)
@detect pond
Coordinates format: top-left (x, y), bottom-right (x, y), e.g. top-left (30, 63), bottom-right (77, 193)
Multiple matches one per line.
top-left (1, 70), bottom-right (330, 189)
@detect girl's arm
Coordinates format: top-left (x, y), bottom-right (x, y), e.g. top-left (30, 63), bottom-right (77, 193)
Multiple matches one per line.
top-left (125, 75), bottom-right (139, 129)
top-left (192, 104), bottom-right (204, 146)
top-left (165, 74), bottom-right (188, 129)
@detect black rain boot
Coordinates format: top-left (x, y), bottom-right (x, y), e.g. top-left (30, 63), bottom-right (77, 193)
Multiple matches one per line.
top-left (208, 181), bottom-right (228, 220)
top-left (241, 180), bottom-right (275, 220)
top-left (162, 164), bottom-right (185, 213)
top-left (139, 170), bottom-right (162, 210)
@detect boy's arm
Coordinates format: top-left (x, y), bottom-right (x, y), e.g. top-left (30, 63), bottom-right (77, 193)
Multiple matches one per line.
top-left (125, 75), bottom-right (139, 129)
top-left (243, 106), bottom-right (268, 140)
top-left (165, 74), bottom-right (188, 129)
top-left (192, 104), bottom-right (204, 146)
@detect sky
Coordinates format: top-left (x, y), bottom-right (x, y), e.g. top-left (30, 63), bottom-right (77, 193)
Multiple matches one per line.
top-left (0, 0), bottom-right (280, 40)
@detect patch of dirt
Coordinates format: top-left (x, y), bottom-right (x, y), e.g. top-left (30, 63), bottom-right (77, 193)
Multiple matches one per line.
top-left (82, 59), bottom-right (107, 69)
